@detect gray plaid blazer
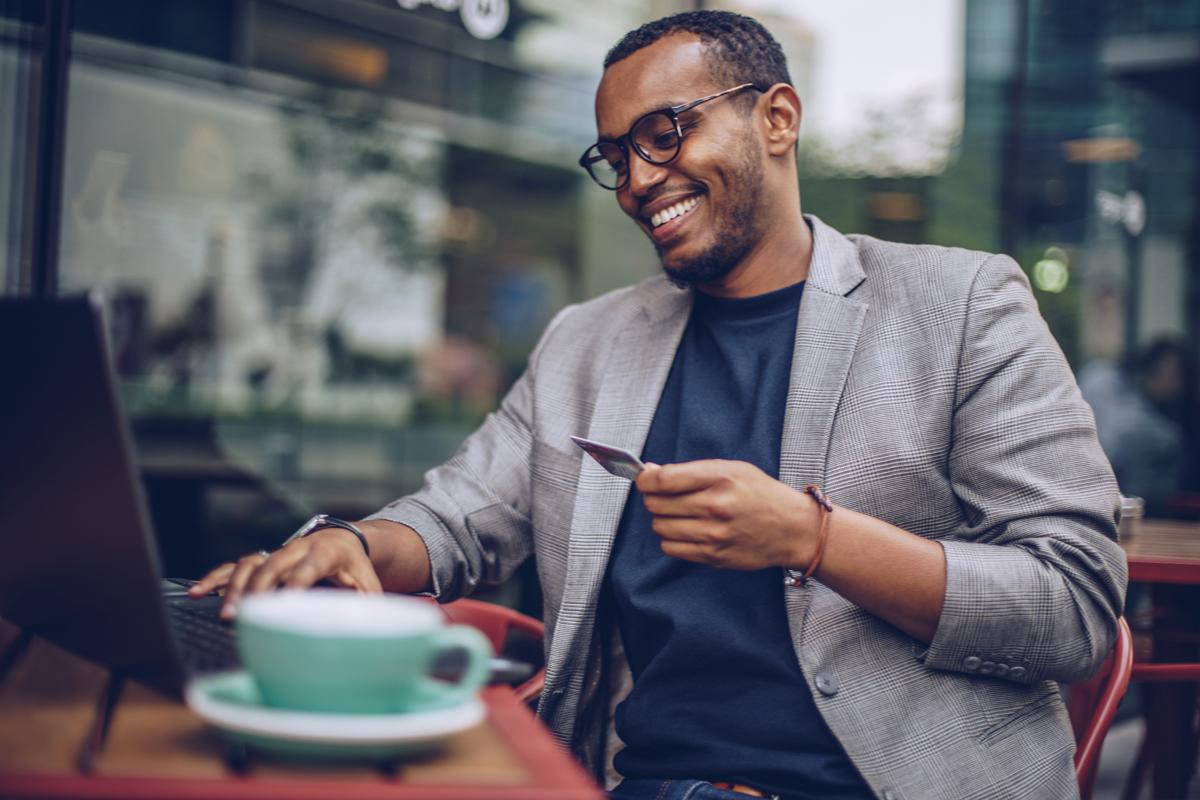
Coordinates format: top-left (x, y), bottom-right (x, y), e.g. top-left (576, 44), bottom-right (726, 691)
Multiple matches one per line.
top-left (369, 215), bottom-right (1127, 800)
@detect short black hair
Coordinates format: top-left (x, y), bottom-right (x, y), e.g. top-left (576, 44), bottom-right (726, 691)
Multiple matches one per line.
top-left (604, 10), bottom-right (792, 92)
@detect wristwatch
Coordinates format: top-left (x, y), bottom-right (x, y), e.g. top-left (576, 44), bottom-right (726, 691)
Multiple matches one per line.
top-left (282, 514), bottom-right (370, 557)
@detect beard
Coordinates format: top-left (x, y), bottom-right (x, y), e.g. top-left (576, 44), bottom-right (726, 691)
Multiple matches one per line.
top-left (657, 140), bottom-right (764, 289)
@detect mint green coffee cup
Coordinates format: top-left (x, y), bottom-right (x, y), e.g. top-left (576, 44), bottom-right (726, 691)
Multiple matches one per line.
top-left (236, 589), bottom-right (492, 715)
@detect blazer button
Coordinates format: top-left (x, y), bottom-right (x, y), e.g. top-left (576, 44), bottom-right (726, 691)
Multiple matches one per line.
top-left (1009, 666), bottom-right (1027, 680)
top-left (980, 660), bottom-right (996, 675)
top-left (994, 664), bottom-right (1009, 678)
top-left (963, 656), bottom-right (981, 671)
top-left (814, 671), bottom-right (839, 697)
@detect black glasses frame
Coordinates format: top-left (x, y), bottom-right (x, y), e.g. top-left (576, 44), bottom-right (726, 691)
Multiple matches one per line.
top-left (578, 83), bottom-right (765, 191)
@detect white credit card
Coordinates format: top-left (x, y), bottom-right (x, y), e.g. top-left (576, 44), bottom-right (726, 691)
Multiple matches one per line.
top-left (570, 435), bottom-right (645, 481)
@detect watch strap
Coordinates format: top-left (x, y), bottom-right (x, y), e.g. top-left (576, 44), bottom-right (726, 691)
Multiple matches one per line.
top-left (283, 514), bottom-right (370, 557)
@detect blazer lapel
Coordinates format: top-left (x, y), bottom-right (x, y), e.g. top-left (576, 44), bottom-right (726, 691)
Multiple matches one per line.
top-left (780, 216), bottom-right (869, 625)
top-left (779, 215), bottom-right (868, 490)
top-left (541, 277), bottom-right (691, 715)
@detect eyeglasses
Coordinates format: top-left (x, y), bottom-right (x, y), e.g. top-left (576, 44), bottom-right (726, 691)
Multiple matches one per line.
top-left (579, 83), bottom-right (764, 191)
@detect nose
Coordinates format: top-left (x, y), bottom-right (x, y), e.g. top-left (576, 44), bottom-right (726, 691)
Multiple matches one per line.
top-left (626, 152), bottom-right (668, 198)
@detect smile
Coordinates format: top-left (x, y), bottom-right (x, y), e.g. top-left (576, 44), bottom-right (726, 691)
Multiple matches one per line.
top-left (649, 196), bottom-right (700, 229)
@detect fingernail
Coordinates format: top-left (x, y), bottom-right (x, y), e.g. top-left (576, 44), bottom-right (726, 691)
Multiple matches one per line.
top-left (220, 604), bottom-right (237, 620)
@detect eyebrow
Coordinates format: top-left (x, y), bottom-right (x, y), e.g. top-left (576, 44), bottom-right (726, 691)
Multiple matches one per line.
top-left (597, 98), bottom-right (688, 142)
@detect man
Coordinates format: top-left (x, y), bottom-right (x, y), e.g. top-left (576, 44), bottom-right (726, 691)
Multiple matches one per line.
top-left (193, 11), bottom-right (1127, 800)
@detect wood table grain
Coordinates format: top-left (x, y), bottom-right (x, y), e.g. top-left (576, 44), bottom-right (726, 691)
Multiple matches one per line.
top-left (1124, 519), bottom-right (1200, 584)
top-left (0, 618), bottom-right (603, 800)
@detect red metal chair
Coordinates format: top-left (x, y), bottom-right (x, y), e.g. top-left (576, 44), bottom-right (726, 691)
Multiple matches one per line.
top-left (1118, 649), bottom-right (1200, 799)
top-left (437, 598), bottom-right (546, 705)
top-left (1069, 616), bottom-right (1134, 799)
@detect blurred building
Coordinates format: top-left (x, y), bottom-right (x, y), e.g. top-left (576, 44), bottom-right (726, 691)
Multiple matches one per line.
top-left (3, 0), bottom-right (1199, 576)
top-left (942, 0), bottom-right (1200, 511)
top-left (954, 0), bottom-right (1199, 366)
top-left (0, 0), bottom-right (695, 577)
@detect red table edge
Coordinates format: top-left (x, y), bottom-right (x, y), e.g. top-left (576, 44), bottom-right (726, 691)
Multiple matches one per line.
top-left (0, 775), bottom-right (601, 800)
top-left (0, 687), bottom-right (605, 800)
top-left (482, 685), bottom-right (605, 797)
top-left (1126, 555), bottom-right (1200, 585)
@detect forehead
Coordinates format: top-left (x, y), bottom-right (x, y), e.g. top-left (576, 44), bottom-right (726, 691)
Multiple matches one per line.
top-left (595, 33), bottom-right (717, 138)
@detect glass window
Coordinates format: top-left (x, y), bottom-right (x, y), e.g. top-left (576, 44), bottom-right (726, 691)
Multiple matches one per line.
top-left (8, 0), bottom-right (1199, 580)
top-left (50, 0), bottom-right (679, 584)
top-left (0, 0), bottom-right (44, 293)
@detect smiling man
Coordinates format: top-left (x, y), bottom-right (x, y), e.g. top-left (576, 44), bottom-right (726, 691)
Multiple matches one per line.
top-left (194, 11), bottom-right (1127, 800)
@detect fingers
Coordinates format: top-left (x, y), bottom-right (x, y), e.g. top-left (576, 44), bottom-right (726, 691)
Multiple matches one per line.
top-left (641, 477), bottom-right (739, 522)
top-left (188, 562), bottom-right (236, 597)
top-left (651, 515), bottom-right (718, 544)
top-left (240, 531), bottom-right (383, 611)
top-left (276, 530), bottom-right (369, 589)
top-left (220, 551), bottom-right (271, 620)
top-left (637, 459), bottom-right (729, 495)
top-left (281, 557), bottom-right (328, 590)
top-left (642, 491), bottom-right (707, 518)
top-left (342, 557), bottom-right (384, 593)
top-left (196, 528), bottom-right (383, 619)
top-left (331, 564), bottom-right (384, 594)
top-left (659, 539), bottom-right (717, 565)
top-left (247, 545), bottom-right (308, 595)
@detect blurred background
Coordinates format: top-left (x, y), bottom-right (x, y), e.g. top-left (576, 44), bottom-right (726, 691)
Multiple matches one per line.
top-left (1, 0), bottom-right (1197, 596)
top-left (1, 2), bottom-right (1198, 795)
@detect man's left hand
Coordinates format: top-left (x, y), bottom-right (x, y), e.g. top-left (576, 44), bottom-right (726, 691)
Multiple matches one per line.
top-left (636, 460), bottom-right (817, 570)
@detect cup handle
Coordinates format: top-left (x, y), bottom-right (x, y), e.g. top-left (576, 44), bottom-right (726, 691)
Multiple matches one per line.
top-left (421, 625), bottom-right (493, 708)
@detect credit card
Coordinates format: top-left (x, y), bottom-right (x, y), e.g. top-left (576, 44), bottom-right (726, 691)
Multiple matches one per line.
top-left (570, 435), bottom-right (645, 481)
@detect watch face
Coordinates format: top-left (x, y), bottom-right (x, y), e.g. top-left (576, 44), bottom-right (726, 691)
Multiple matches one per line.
top-left (285, 514), bottom-right (325, 545)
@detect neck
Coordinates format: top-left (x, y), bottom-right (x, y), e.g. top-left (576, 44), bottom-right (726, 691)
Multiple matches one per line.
top-left (696, 200), bottom-right (812, 299)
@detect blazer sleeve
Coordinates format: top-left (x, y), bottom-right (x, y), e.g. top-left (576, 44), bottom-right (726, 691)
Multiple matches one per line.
top-left (919, 253), bottom-right (1128, 684)
top-left (364, 304), bottom-right (576, 601)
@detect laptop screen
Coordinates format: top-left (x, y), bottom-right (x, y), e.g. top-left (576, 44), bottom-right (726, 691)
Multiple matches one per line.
top-left (0, 294), bottom-right (183, 689)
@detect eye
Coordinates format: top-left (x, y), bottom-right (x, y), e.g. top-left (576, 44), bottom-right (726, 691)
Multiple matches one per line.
top-left (591, 142), bottom-right (626, 171)
top-left (652, 130), bottom-right (678, 149)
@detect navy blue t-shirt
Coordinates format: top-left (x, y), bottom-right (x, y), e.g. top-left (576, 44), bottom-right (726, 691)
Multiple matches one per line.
top-left (607, 281), bottom-right (870, 799)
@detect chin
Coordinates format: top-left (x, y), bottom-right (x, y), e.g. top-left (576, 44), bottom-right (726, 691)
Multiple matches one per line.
top-left (658, 256), bottom-right (736, 289)
top-left (655, 239), bottom-right (739, 288)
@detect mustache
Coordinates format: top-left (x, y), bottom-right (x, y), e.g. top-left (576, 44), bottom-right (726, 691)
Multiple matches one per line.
top-left (636, 183), bottom-right (705, 216)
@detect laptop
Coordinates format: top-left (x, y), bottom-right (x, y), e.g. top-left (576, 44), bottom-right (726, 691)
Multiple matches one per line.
top-left (0, 295), bottom-right (529, 695)
top-left (0, 294), bottom-right (238, 695)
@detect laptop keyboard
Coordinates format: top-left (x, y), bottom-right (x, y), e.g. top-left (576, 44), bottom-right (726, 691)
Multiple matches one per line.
top-left (166, 598), bottom-right (240, 674)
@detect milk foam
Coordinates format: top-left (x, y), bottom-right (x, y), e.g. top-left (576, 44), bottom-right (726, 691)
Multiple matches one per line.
top-left (237, 589), bottom-right (443, 636)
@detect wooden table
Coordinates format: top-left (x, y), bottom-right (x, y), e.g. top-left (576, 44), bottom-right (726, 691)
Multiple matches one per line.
top-left (1125, 519), bottom-right (1200, 584)
top-left (0, 620), bottom-right (603, 800)
top-left (1122, 519), bottom-right (1200, 800)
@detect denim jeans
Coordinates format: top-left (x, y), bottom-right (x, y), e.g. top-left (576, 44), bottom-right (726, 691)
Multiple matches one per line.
top-left (609, 778), bottom-right (779, 800)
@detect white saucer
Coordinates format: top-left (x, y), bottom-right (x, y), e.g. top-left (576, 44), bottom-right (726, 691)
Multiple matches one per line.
top-left (185, 671), bottom-right (486, 760)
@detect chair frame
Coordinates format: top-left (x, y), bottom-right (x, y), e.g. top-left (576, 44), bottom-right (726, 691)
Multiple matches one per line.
top-left (1069, 616), bottom-right (1134, 799)
top-left (435, 598), bottom-right (546, 705)
top-left (1119, 635), bottom-right (1200, 799)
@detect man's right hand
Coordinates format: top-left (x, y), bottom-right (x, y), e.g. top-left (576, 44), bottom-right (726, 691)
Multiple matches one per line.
top-left (188, 527), bottom-right (383, 620)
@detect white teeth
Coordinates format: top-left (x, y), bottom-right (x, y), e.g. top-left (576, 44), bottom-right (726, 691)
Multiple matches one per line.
top-left (649, 196), bottom-right (699, 228)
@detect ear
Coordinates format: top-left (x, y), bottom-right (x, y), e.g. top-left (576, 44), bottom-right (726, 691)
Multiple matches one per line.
top-left (760, 83), bottom-right (801, 157)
